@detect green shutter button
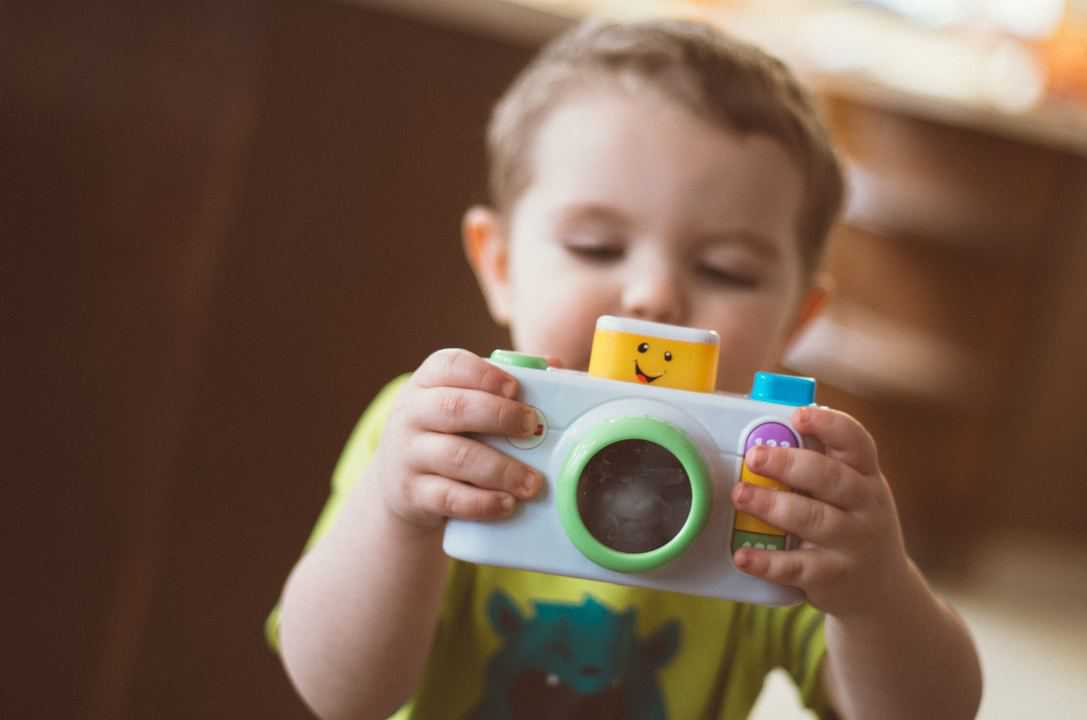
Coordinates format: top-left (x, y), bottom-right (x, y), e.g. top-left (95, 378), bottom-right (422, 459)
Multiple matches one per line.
top-left (489, 350), bottom-right (549, 370)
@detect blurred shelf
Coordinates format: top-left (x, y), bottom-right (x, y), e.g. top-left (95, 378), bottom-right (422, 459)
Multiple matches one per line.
top-left (693, 3), bottom-right (1087, 158)
top-left (815, 73), bottom-right (1087, 159)
top-left (345, 0), bottom-right (572, 44)
top-left (349, 0), bottom-right (1087, 157)
top-left (783, 305), bottom-right (982, 408)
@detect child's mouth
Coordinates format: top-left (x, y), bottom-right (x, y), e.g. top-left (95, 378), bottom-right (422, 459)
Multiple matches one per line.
top-left (634, 360), bottom-right (663, 384)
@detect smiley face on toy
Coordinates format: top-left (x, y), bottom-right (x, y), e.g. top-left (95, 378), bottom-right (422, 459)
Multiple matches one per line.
top-left (588, 316), bottom-right (720, 393)
top-left (633, 341), bottom-right (669, 384)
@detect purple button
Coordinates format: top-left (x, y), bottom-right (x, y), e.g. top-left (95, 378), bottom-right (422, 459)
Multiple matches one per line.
top-left (744, 422), bottom-right (798, 452)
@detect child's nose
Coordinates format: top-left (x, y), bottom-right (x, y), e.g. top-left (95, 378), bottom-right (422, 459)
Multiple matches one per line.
top-left (620, 267), bottom-right (686, 324)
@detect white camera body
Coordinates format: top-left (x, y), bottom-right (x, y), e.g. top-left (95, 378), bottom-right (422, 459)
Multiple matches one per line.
top-left (443, 349), bottom-right (816, 606)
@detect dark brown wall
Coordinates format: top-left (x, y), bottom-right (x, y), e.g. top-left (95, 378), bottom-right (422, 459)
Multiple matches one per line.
top-left (3, 2), bottom-right (531, 717)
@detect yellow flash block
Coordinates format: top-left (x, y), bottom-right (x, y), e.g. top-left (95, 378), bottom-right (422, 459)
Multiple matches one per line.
top-left (734, 464), bottom-right (789, 536)
top-left (588, 316), bottom-right (719, 393)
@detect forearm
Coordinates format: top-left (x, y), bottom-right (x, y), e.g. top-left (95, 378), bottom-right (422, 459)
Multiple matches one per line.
top-left (823, 560), bottom-right (982, 720)
top-left (279, 476), bottom-right (450, 720)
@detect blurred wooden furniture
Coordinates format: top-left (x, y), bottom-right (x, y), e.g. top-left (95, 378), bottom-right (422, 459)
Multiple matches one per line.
top-left (798, 99), bottom-right (1087, 573)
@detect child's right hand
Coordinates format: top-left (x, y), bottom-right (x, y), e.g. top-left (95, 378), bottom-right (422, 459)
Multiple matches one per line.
top-left (371, 348), bottom-right (544, 531)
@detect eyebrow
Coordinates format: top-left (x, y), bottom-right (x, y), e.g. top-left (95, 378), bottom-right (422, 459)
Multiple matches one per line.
top-left (554, 203), bottom-right (631, 229)
top-left (693, 228), bottom-right (781, 260)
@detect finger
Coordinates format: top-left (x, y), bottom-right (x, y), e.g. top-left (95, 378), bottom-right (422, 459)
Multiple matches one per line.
top-left (732, 481), bottom-right (846, 545)
top-left (411, 433), bottom-right (542, 500)
top-left (744, 445), bottom-right (866, 510)
top-left (410, 386), bottom-right (538, 437)
top-left (413, 348), bottom-right (519, 399)
top-left (792, 406), bottom-right (879, 476)
top-left (733, 546), bottom-right (845, 590)
top-left (405, 473), bottom-right (517, 521)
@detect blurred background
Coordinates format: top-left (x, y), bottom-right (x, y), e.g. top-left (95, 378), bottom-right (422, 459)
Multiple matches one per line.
top-left (3, 0), bottom-right (1085, 717)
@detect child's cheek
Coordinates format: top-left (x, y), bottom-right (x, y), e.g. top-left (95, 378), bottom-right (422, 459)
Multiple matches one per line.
top-left (711, 308), bottom-right (791, 391)
top-left (544, 304), bottom-right (603, 369)
top-left (549, 300), bottom-right (605, 367)
top-left (509, 298), bottom-right (586, 365)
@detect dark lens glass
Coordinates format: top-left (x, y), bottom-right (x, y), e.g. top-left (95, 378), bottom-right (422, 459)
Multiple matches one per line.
top-left (577, 440), bottom-right (692, 554)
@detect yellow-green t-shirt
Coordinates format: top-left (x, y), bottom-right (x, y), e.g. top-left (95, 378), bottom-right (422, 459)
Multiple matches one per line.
top-left (269, 376), bottom-right (832, 720)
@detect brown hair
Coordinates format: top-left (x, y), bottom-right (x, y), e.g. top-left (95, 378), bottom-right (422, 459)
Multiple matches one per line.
top-left (486, 18), bottom-right (845, 271)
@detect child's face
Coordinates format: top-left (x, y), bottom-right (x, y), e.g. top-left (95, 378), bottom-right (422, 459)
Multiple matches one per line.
top-left (467, 86), bottom-right (823, 394)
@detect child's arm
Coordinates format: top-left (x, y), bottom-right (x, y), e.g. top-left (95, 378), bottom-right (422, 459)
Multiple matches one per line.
top-left (820, 558), bottom-right (981, 719)
top-left (278, 349), bottom-right (543, 720)
top-left (730, 407), bottom-right (982, 720)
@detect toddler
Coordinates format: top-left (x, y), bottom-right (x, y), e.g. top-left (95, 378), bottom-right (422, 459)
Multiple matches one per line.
top-left (272, 18), bottom-right (981, 720)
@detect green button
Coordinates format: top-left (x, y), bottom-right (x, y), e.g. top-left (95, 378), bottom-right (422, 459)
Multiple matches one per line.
top-left (489, 350), bottom-right (548, 370)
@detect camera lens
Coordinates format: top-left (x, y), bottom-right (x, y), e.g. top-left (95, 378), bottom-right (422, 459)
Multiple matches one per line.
top-left (576, 439), bottom-right (692, 554)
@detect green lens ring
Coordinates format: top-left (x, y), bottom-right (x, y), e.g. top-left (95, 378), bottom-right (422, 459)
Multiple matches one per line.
top-left (557, 417), bottom-right (709, 573)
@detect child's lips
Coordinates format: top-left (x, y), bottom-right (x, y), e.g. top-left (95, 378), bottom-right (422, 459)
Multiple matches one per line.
top-left (634, 360), bottom-right (663, 384)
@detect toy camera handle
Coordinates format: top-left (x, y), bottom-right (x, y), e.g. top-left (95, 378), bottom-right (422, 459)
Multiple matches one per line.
top-left (731, 372), bottom-right (816, 553)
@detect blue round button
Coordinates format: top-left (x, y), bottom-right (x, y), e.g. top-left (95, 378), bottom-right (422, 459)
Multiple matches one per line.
top-left (750, 372), bottom-right (816, 406)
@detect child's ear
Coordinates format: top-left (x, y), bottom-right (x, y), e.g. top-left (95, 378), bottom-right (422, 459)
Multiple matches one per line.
top-left (786, 271), bottom-right (833, 346)
top-left (463, 205), bottom-right (512, 326)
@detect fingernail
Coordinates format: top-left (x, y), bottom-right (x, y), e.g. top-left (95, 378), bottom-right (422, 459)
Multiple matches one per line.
top-left (521, 472), bottom-right (539, 497)
top-left (746, 445), bottom-right (767, 468)
top-left (522, 409), bottom-right (538, 435)
top-left (735, 483), bottom-right (752, 504)
top-left (502, 380), bottom-right (517, 399)
top-left (500, 494), bottom-right (515, 512)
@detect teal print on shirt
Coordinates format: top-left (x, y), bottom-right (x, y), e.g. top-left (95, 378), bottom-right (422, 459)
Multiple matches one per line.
top-left (465, 590), bottom-right (680, 720)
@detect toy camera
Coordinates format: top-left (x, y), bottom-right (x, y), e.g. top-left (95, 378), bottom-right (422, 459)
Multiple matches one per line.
top-left (443, 316), bottom-right (817, 606)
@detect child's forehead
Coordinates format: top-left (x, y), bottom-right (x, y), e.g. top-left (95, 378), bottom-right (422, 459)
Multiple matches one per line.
top-left (520, 99), bottom-right (802, 242)
top-left (528, 88), bottom-right (802, 195)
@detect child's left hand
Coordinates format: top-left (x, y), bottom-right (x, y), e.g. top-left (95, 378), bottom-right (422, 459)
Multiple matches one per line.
top-left (730, 405), bottom-right (909, 618)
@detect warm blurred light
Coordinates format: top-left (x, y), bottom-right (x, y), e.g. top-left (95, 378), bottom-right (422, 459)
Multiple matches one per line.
top-left (984, 39), bottom-right (1046, 112)
top-left (794, 8), bottom-right (1046, 112)
top-left (859, 0), bottom-right (1066, 37)
top-left (862, 0), bottom-right (971, 27)
top-left (988, 0), bottom-right (1065, 38)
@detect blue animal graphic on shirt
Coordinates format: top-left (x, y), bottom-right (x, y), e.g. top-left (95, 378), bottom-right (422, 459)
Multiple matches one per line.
top-left (466, 590), bottom-right (681, 719)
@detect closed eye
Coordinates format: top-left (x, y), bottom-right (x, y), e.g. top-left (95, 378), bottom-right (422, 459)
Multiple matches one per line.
top-left (566, 244), bottom-right (624, 262)
top-left (696, 264), bottom-right (759, 288)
